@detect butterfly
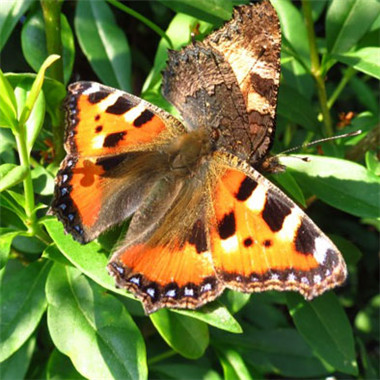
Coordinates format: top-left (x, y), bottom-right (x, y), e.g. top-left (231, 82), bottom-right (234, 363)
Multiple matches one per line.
top-left (50, 1), bottom-right (347, 314)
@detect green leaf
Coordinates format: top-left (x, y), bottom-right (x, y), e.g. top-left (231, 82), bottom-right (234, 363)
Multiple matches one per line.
top-left (0, 164), bottom-right (28, 192)
top-left (0, 69), bottom-right (18, 129)
top-left (6, 73), bottom-right (66, 126)
top-left (46, 349), bottom-right (87, 380)
top-left (150, 309), bottom-right (209, 359)
top-left (0, 335), bottom-right (36, 380)
top-left (287, 293), bottom-right (358, 375)
top-left (269, 170), bottom-right (306, 207)
top-left (157, 0), bottom-right (233, 24)
top-left (31, 164), bottom-right (54, 195)
top-left (18, 54), bottom-right (60, 127)
top-left (14, 84), bottom-right (46, 154)
top-left (365, 150), bottom-right (380, 176)
top-left (0, 230), bottom-right (22, 269)
top-left (272, 0), bottom-right (313, 98)
top-left (0, 260), bottom-right (51, 361)
top-left (333, 47), bottom-right (380, 79)
top-left (277, 84), bottom-right (319, 130)
top-left (46, 263), bottom-right (147, 380)
top-left (75, 0), bottom-right (131, 91)
top-left (21, 10), bottom-right (74, 84)
top-left (217, 348), bottom-right (253, 380)
top-left (213, 327), bottom-right (330, 377)
top-left (0, 0), bottom-right (32, 50)
top-left (281, 155), bottom-right (380, 218)
top-left (326, 0), bottom-right (380, 54)
top-left (151, 363), bottom-right (222, 380)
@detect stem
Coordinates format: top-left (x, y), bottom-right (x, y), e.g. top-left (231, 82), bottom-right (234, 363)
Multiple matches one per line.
top-left (328, 67), bottom-right (356, 109)
top-left (148, 350), bottom-right (177, 365)
top-left (14, 125), bottom-right (51, 245)
top-left (40, 0), bottom-right (65, 164)
top-left (302, 0), bottom-right (333, 137)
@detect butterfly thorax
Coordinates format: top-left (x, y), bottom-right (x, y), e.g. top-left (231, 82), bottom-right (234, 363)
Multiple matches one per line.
top-left (165, 129), bottom-right (212, 178)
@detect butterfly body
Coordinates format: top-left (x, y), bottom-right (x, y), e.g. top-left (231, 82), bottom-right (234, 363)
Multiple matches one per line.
top-left (51, 2), bottom-right (347, 314)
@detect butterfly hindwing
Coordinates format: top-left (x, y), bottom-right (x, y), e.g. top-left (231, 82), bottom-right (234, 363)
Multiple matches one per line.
top-left (108, 177), bottom-right (223, 314)
top-left (209, 153), bottom-right (347, 298)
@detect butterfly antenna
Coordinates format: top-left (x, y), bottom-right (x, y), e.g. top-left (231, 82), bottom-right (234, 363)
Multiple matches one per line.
top-left (278, 130), bottom-right (362, 156)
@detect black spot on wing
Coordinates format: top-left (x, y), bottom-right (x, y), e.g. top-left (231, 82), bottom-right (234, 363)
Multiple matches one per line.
top-left (188, 219), bottom-right (208, 253)
top-left (243, 237), bottom-right (253, 247)
top-left (262, 191), bottom-right (292, 232)
top-left (263, 239), bottom-right (272, 247)
top-left (103, 131), bottom-right (127, 148)
top-left (295, 218), bottom-right (317, 255)
top-left (218, 211), bottom-right (236, 240)
top-left (96, 153), bottom-right (129, 171)
top-left (95, 125), bottom-right (103, 133)
top-left (88, 91), bottom-right (109, 104)
top-left (236, 176), bottom-right (258, 201)
top-left (106, 96), bottom-right (134, 115)
top-left (134, 109), bottom-right (154, 127)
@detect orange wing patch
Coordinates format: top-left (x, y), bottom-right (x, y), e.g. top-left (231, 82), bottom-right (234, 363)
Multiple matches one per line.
top-left (210, 167), bottom-right (347, 299)
top-left (65, 82), bottom-right (183, 157)
top-left (109, 239), bottom-right (222, 314)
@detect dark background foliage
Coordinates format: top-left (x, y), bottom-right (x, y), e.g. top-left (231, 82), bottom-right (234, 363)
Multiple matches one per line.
top-left (0, 0), bottom-right (379, 379)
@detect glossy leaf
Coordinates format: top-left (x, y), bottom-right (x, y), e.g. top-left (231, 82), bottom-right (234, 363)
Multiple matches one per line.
top-left (281, 155), bottom-right (380, 218)
top-left (75, 0), bottom-right (131, 91)
top-left (0, 0), bottom-right (32, 50)
top-left (333, 47), bottom-right (380, 79)
top-left (272, 0), bottom-right (313, 98)
top-left (0, 335), bottom-right (36, 380)
top-left (150, 308), bottom-right (209, 359)
top-left (0, 229), bottom-right (22, 269)
top-left (21, 10), bottom-right (74, 84)
top-left (0, 69), bottom-right (17, 129)
top-left (46, 263), bottom-right (147, 380)
top-left (46, 349), bottom-right (86, 380)
top-left (0, 260), bottom-right (51, 361)
top-left (213, 327), bottom-right (329, 377)
top-left (0, 164), bottom-right (28, 192)
top-left (277, 84), bottom-right (319, 130)
top-left (218, 348), bottom-right (253, 380)
top-left (158, 0), bottom-right (233, 23)
top-left (326, 0), bottom-right (380, 54)
top-left (287, 293), bottom-right (358, 375)
top-left (14, 84), bottom-right (46, 154)
top-left (18, 54), bottom-right (59, 127)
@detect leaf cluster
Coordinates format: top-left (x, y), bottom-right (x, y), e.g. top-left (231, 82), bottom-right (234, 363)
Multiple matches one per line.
top-left (0, 0), bottom-right (379, 379)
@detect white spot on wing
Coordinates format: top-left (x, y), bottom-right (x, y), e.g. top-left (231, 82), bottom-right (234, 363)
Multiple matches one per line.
top-left (271, 273), bottom-right (279, 281)
top-left (313, 236), bottom-right (331, 264)
top-left (287, 272), bottom-right (296, 282)
top-left (246, 185), bottom-right (266, 212)
top-left (220, 235), bottom-right (239, 253)
top-left (124, 102), bottom-right (147, 124)
top-left (96, 91), bottom-right (122, 111)
top-left (313, 274), bottom-right (322, 284)
top-left (165, 289), bottom-right (176, 297)
top-left (184, 287), bottom-right (194, 297)
top-left (277, 208), bottom-right (301, 241)
top-left (146, 287), bottom-right (155, 298)
top-left (129, 276), bottom-right (140, 286)
top-left (92, 135), bottom-right (105, 149)
top-left (83, 83), bottom-right (100, 95)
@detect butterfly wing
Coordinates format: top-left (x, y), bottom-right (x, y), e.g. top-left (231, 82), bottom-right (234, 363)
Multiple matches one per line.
top-left (50, 81), bottom-right (185, 243)
top-left (162, 1), bottom-right (281, 165)
top-left (208, 153), bottom-right (347, 298)
top-left (108, 175), bottom-right (223, 314)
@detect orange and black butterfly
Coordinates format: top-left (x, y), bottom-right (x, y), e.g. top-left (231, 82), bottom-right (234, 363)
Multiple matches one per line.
top-left (50, 1), bottom-right (347, 313)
